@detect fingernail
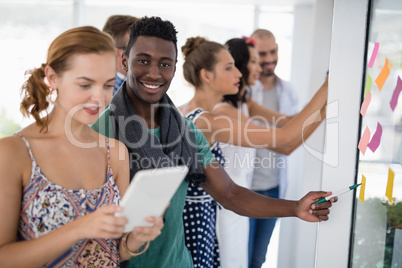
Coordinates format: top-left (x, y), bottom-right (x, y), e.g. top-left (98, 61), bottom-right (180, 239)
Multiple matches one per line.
top-left (311, 205), bottom-right (316, 210)
top-left (309, 209), bottom-right (313, 214)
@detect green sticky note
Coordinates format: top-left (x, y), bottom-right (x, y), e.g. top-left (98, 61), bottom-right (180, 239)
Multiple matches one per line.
top-left (364, 75), bottom-right (372, 98)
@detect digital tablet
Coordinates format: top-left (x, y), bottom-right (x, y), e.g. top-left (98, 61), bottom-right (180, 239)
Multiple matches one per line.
top-left (116, 166), bottom-right (189, 232)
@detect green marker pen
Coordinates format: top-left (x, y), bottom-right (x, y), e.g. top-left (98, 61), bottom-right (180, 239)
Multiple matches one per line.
top-left (312, 183), bottom-right (361, 204)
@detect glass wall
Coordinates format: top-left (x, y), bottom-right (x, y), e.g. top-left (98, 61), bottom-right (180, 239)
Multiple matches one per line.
top-left (350, 0), bottom-right (402, 267)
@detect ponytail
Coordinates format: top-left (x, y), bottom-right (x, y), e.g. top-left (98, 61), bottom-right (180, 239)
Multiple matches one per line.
top-left (20, 63), bottom-right (51, 132)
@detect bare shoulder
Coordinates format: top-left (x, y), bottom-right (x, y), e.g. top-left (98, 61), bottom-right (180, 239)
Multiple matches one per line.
top-left (104, 136), bottom-right (130, 188)
top-left (193, 111), bottom-right (214, 128)
top-left (212, 102), bottom-right (238, 117)
top-left (0, 135), bottom-right (28, 159)
top-left (106, 137), bottom-right (129, 160)
top-left (178, 101), bottom-right (195, 116)
top-left (103, 135), bottom-right (129, 173)
top-left (0, 135), bottom-right (31, 178)
top-left (87, 127), bottom-right (125, 156)
top-left (95, 130), bottom-right (128, 161)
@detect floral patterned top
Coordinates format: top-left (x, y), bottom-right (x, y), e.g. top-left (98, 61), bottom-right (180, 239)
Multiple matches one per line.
top-left (17, 134), bottom-right (121, 267)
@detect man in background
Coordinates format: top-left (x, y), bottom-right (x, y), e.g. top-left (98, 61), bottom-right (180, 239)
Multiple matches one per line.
top-left (103, 15), bottom-right (138, 95)
top-left (248, 29), bottom-right (299, 268)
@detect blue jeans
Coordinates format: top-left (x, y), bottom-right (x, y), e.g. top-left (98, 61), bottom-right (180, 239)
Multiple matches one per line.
top-left (248, 187), bottom-right (279, 268)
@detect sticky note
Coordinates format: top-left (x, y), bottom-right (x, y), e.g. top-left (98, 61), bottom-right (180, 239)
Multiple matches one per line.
top-left (375, 58), bottom-right (390, 91)
top-left (385, 168), bottom-right (394, 204)
top-left (358, 127), bottom-right (371, 155)
top-left (368, 42), bottom-right (379, 68)
top-left (390, 76), bottom-right (402, 111)
top-left (359, 175), bottom-right (366, 203)
top-left (364, 75), bottom-right (372, 98)
top-left (360, 91), bottom-right (371, 117)
top-left (367, 122), bottom-right (382, 153)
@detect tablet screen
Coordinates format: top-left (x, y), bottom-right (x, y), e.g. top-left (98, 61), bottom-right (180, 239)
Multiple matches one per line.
top-left (116, 166), bottom-right (189, 232)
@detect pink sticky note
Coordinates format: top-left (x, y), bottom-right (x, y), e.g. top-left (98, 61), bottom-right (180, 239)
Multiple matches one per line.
top-left (368, 42), bottom-right (379, 68)
top-left (360, 91), bottom-right (372, 117)
top-left (367, 122), bottom-right (383, 153)
top-left (358, 127), bottom-right (371, 155)
top-left (375, 58), bottom-right (390, 91)
top-left (390, 76), bottom-right (402, 111)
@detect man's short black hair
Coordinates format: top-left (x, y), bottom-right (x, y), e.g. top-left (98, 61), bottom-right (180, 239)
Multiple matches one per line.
top-left (126, 16), bottom-right (178, 58)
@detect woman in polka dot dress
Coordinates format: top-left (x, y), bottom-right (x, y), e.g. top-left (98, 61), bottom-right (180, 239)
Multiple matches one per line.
top-left (184, 108), bottom-right (225, 267)
top-left (179, 37), bottom-right (328, 267)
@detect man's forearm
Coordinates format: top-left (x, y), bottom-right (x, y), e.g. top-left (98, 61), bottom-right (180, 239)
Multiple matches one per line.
top-left (201, 162), bottom-right (298, 218)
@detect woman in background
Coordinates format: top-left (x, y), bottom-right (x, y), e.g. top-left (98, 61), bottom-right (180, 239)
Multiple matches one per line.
top-left (0, 26), bottom-right (163, 267)
top-left (180, 36), bottom-right (327, 267)
top-left (213, 37), bottom-right (261, 267)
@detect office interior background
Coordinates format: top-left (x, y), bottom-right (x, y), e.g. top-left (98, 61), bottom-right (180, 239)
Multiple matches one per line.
top-left (0, 0), bottom-right (400, 267)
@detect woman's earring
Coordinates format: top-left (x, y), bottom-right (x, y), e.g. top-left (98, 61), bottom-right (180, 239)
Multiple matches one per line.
top-left (49, 89), bottom-right (58, 103)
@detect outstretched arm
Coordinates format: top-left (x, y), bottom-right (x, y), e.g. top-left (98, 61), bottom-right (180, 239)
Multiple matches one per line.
top-left (200, 161), bottom-right (335, 222)
top-left (248, 77), bottom-right (328, 127)
top-left (248, 77), bottom-right (328, 150)
top-left (246, 99), bottom-right (293, 127)
top-left (209, 78), bottom-right (327, 154)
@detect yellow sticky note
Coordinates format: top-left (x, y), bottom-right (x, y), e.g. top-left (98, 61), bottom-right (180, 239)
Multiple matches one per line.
top-left (359, 175), bottom-right (366, 203)
top-left (385, 168), bottom-right (394, 204)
